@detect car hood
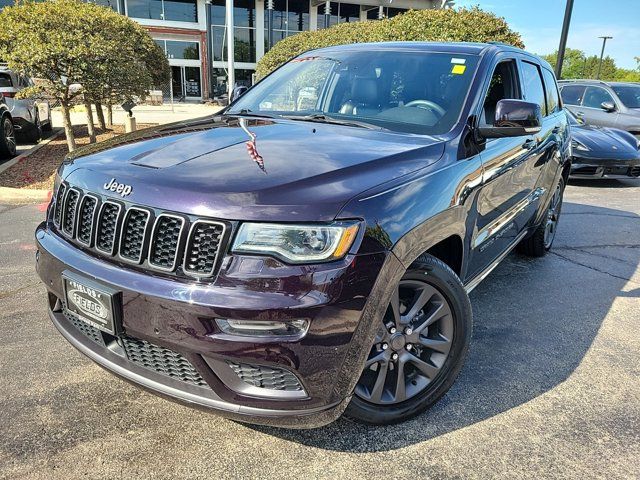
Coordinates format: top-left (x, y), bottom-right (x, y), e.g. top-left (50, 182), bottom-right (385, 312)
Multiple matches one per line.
top-left (572, 125), bottom-right (640, 160)
top-left (61, 116), bottom-right (445, 221)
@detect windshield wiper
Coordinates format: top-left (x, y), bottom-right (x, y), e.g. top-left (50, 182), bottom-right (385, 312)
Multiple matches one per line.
top-left (225, 109), bottom-right (279, 119)
top-left (282, 113), bottom-right (385, 130)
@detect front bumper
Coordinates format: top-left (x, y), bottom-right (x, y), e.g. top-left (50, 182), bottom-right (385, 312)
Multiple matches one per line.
top-left (36, 222), bottom-right (392, 428)
top-left (570, 157), bottom-right (640, 179)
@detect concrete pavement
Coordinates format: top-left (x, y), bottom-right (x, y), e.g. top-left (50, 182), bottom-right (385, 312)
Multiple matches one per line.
top-left (0, 179), bottom-right (638, 479)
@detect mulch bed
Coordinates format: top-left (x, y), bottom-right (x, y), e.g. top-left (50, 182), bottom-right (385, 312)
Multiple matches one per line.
top-left (0, 124), bottom-right (154, 190)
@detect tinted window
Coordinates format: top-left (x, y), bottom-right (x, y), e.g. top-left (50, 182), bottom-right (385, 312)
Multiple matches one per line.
top-left (229, 51), bottom-right (480, 135)
top-left (521, 61), bottom-right (546, 115)
top-left (165, 40), bottom-right (199, 60)
top-left (559, 85), bottom-right (585, 106)
top-left (542, 69), bottom-right (560, 114)
top-left (481, 60), bottom-right (521, 126)
top-left (582, 87), bottom-right (615, 109)
top-left (0, 73), bottom-right (12, 88)
top-left (611, 85), bottom-right (640, 109)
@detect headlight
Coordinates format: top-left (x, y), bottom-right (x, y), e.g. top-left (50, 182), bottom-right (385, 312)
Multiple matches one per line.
top-left (232, 221), bottom-right (360, 263)
top-left (571, 139), bottom-right (590, 152)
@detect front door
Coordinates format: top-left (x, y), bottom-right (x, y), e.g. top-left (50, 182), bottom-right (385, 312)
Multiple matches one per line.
top-left (574, 85), bottom-right (619, 128)
top-left (171, 65), bottom-right (202, 101)
top-left (171, 66), bottom-right (183, 100)
top-left (468, 58), bottom-right (543, 277)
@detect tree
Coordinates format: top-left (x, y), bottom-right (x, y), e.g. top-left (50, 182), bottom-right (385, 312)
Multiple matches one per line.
top-left (543, 48), bottom-right (639, 81)
top-left (256, 7), bottom-right (524, 78)
top-left (0, 0), bottom-right (169, 151)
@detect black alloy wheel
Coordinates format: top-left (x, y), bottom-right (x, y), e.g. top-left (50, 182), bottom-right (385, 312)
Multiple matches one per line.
top-left (346, 254), bottom-right (472, 425)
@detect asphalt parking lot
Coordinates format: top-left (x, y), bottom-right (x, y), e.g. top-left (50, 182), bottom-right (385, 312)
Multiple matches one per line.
top-left (0, 179), bottom-right (638, 479)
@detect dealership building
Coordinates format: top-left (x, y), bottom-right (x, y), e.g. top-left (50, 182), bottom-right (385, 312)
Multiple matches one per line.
top-left (0, 0), bottom-right (453, 101)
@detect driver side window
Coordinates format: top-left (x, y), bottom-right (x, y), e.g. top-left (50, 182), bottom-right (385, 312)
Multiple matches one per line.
top-left (482, 60), bottom-right (521, 126)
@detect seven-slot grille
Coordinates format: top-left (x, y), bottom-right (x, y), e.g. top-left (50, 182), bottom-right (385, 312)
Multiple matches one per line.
top-left (52, 183), bottom-right (226, 278)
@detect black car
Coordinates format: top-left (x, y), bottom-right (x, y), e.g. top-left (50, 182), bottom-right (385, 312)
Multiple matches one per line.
top-left (0, 94), bottom-right (17, 160)
top-left (36, 42), bottom-right (571, 428)
top-left (568, 109), bottom-right (640, 179)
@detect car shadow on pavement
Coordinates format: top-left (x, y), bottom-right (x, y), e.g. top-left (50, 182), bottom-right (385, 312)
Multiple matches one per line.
top-left (249, 201), bottom-right (639, 452)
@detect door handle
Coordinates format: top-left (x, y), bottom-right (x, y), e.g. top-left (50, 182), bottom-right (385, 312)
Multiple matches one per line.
top-left (552, 126), bottom-right (561, 134)
top-left (522, 138), bottom-right (537, 150)
top-left (576, 111), bottom-right (585, 117)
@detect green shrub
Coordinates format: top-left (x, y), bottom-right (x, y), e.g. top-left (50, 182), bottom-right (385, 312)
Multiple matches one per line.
top-left (256, 7), bottom-right (524, 79)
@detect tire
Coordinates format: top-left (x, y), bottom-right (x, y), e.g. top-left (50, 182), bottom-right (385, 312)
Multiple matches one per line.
top-left (346, 254), bottom-right (473, 425)
top-left (42, 116), bottom-right (53, 132)
top-left (517, 177), bottom-right (565, 257)
top-left (24, 111), bottom-right (42, 143)
top-left (0, 115), bottom-right (17, 160)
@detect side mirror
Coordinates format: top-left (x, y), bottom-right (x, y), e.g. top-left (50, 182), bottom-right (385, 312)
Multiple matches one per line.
top-left (478, 99), bottom-right (542, 139)
top-left (601, 101), bottom-right (616, 112)
top-left (231, 85), bottom-right (249, 103)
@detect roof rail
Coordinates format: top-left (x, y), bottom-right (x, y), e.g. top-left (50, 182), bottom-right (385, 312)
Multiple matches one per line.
top-left (557, 78), bottom-right (609, 86)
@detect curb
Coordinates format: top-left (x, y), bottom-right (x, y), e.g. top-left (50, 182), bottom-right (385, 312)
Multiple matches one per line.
top-left (0, 128), bottom-right (64, 175)
top-left (0, 129), bottom-right (62, 204)
top-left (0, 186), bottom-right (51, 203)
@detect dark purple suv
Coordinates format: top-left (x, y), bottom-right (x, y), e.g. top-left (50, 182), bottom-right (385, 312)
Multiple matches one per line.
top-left (36, 42), bottom-right (571, 428)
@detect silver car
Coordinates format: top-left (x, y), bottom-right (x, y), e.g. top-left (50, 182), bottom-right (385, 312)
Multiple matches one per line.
top-left (0, 66), bottom-right (52, 143)
top-left (559, 80), bottom-right (640, 137)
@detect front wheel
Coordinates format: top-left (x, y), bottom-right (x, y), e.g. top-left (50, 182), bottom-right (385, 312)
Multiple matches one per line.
top-left (346, 254), bottom-right (472, 425)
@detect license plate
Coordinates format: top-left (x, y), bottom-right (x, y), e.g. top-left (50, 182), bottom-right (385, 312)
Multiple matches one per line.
top-left (63, 273), bottom-right (120, 335)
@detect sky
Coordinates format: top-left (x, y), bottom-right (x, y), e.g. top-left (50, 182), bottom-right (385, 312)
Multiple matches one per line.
top-left (455, 0), bottom-right (640, 69)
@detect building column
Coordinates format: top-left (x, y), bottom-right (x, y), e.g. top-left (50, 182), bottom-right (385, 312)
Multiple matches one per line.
top-left (256, 0), bottom-right (265, 61)
top-left (226, 0), bottom-right (235, 99)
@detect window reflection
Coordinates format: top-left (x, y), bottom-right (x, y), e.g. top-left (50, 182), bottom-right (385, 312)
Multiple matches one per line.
top-left (211, 0), bottom-right (256, 63)
top-left (126, 0), bottom-right (197, 22)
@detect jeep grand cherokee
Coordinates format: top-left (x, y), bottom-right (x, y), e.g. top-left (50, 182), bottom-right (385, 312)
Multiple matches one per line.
top-left (35, 42), bottom-right (570, 428)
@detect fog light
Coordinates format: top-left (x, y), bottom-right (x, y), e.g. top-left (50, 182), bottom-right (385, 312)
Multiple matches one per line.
top-left (215, 318), bottom-right (310, 338)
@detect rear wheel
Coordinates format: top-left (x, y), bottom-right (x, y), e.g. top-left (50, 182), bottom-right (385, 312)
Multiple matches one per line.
top-left (24, 112), bottom-right (42, 143)
top-left (0, 116), bottom-right (17, 159)
top-left (346, 254), bottom-right (472, 425)
top-left (518, 177), bottom-right (565, 257)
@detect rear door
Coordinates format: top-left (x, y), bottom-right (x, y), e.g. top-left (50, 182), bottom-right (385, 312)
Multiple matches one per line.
top-left (574, 85), bottom-right (619, 128)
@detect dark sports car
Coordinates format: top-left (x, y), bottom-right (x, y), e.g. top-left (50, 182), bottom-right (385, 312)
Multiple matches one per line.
top-left (568, 109), bottom-right (640, 179)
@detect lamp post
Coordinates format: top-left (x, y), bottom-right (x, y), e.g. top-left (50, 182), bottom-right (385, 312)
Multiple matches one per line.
top-left (555, 0), bottom-right (574, 79)
top-left (226, 0), bottom-right (234, 102)
top-left (596, 36), bottom-right (613, 79)
top-left (266, 0), bottom-right (274, 51)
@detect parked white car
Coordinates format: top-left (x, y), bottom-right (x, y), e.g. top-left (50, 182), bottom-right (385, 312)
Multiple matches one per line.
top-left (0, 65), bottom-right (52, 142)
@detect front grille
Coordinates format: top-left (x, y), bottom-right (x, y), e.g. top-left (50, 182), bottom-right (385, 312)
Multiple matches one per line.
top-left (63, 308), bottom-right (106, 347)
top-left (184, 221), bottom-right (225, 275)
top-left (77, 195), bottom-right (97, 246)
top-left (96, 202), bottom-right (121, 254)
top-left (573, 166), bottom-right (599, 176)
top-left (119, 208), bottom-right (150, 262)
top-left (52, 182), bottom-right (227, 278)
top-left (227, 361), bottom-right (303, 392)
top-left (53, 183), bottom-right (67, 227)
top-left (62, 306), bottom-right (208, 388)
top-left (122, 336), bottom-right (208, 387)
top-left (148, 214), bottom-right (184, 270)
top-left (62, 189), bottom-right (80, 236)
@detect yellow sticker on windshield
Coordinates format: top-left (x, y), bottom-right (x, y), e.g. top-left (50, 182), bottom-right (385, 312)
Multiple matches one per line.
top-left (452, 64), bottom-right (466, 75)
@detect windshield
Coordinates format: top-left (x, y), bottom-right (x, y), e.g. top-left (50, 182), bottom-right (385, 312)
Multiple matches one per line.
top-left (228, 50), bottom-right (479, 135)
top-left (611, 84), bottom-right (640, 109)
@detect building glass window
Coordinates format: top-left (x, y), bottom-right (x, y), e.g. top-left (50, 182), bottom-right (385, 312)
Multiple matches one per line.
top-left (156, 39), bottom-right (200, 60)
top-left (88, 0), bottom-right (121, 13)
top-left (365, 6), bottom-right (406, 20)
top-left (211, 68), bottom-right (253, 98)
top-left (264, 0), bottom-right (309, 52)
top-left (126, 0), bottom-right (197, 22)
top-left (211, 0), bottom-right (256, 63)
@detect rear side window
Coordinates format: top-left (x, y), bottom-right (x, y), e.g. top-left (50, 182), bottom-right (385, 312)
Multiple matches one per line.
top-left (542, 69), bottom-right (560, 114)
top-left (582, 86), bottom-right (615, 109)
top-left (520, 61), bottom-right (547, 116)
top-left (0, 73), bottom-right (12, 88)
top-left (560, 85), bottom-right (586, 105)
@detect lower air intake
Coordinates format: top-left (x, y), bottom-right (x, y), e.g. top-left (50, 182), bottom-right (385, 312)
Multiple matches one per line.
top-left (227, 361), bottom-right (303, 392)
